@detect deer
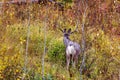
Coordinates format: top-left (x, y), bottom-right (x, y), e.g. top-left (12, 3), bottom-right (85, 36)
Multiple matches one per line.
top-left (58, 26), bottom-right (81, 70)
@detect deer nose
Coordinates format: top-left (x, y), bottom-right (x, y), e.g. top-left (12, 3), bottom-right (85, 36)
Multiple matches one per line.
top-left (70, 44), bottom-right (73, 46)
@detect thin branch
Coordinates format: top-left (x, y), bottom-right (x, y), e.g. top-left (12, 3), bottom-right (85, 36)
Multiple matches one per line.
top-left (41, 6), bottom-right (48, 80)
top-left (22, 4), bottom-right (31, 80)
top-left (25, 8), bottom-right (30, 73)
top-left (0, 0), bottom-right (39, 5)
top-left (81, 0), bottom-right (88, 16)
top-left (58, 27), bottom-right (64, 32)
top-left (79, 0), bottom-right (88, 79)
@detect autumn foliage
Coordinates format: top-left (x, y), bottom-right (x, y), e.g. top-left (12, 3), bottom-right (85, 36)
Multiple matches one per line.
top-left (0, 0), bottom-right (120, 80)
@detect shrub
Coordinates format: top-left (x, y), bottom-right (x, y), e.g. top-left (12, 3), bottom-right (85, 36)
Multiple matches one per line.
top-left (48, 39), bottom-right (66, 65)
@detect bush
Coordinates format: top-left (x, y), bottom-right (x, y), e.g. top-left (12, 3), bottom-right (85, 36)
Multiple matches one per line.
top-left (83, 29), bottom-right (120, 79)
top-left (48, 39), bottom-right (66, 65)
top-left (2, 64), bottom-right (23, 80)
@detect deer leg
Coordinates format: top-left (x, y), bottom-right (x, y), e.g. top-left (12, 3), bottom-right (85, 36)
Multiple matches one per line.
top-left (66, 54), bottom-right (70, 70)
top-left (74, 55), bottom-right (78, 68)
top-left (72, 54), bottom-right (75, 68)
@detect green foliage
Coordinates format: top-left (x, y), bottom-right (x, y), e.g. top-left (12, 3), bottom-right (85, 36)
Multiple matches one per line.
top-left (48, 39), bottom-right (66, 65)
top-left (84, 29), bottom-right (120, 79)
top-left (2, 64), bottom-right (23, 80)
top-left (62, 0), bottom-right (73, 3)
top-left (0, 53), bottom-right (24, 80)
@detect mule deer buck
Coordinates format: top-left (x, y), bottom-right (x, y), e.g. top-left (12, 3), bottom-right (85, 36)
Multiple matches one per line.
top-left (58, 27), bottom-right (81, 70)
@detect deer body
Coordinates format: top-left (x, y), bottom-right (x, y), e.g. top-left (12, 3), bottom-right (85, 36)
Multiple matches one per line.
top-left (66, 44), bottom-right (76, 55)
top-left (61, 28), bottom-right (81, 70)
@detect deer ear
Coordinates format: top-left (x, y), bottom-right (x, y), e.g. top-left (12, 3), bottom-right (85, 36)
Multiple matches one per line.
top-left (68, 28), bottom-right (71, 33)
top-left (63, 28), bottom-right (66, 33)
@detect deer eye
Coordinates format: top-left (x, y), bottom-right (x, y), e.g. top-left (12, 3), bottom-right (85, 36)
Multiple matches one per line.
top-left (63, 28), bottom-right (66, 33)
top-left (68, 28), bottom-right (71, 33)
top-left (64, 33), bottom-right (69, 36)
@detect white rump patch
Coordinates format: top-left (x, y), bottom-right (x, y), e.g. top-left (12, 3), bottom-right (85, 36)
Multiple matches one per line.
top-left (66, 45), bottom-right (76, 55)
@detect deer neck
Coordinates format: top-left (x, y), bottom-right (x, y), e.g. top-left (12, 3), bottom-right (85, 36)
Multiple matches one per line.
top-left (63, 36), bottom-right (70, 47)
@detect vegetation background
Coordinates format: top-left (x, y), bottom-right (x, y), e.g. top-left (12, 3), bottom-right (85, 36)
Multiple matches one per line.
top-left (0, 0), bottom-right (120, 80)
